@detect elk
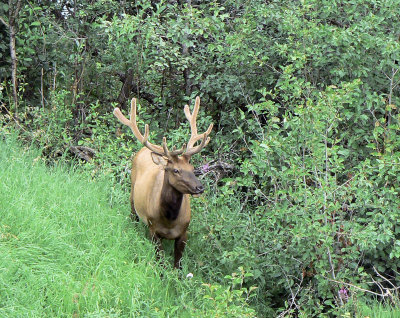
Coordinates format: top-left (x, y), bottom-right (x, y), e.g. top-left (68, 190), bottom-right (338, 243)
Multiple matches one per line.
top-left (113, 97), bottom-right (213, 269)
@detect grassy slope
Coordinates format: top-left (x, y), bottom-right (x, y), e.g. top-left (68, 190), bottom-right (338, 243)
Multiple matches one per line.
top-left (354, 302), bottom-right (400, 318)
top-left (0, 136), bottom-right (255, 318)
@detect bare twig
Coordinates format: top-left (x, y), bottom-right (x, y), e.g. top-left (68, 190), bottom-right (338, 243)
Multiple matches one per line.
top-left (40, 68), bottom-right (45, 108)
top-left (0, 16), bottom-right (9, 27)
top-left (277, 269), bottom-right (304, 318)
top-left (373, 266), bottom-right (399, 291)
top-left (324, 276), bottom-right (400, 299)
top-left (1, 103), bottom-right (28, 133)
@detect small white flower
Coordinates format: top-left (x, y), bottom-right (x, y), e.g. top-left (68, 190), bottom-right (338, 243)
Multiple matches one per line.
top-left (186, 273), bottom-right (193, 279)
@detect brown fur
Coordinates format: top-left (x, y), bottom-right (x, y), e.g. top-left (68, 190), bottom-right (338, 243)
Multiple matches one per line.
top-left (131, 148), bottom-right (202, 268)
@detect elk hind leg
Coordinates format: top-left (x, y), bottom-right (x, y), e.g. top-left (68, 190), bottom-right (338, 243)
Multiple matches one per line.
top-left (129, 166), bottom-right (139, 222)
top-left (129, 194), bottom-right (139, 222)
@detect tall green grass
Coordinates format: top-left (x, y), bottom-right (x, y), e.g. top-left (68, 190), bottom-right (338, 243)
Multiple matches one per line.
top-left (354, 302), bottom-right (400, 318)
top-left (0, 135), bottom-right (255, 317)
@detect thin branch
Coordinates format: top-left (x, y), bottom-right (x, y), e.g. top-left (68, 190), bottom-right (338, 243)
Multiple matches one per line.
top-left (373, 266), bottom-right (397, 290)
top-left (324, 276), bottom-right (398, 298)
top-left (0, 16), bottom-right (9, 27)
top-left (277, 269), bottom-right (304, 318)
top-left (14, 0), bottom-right (23, 18)
top-left (1, 103), bottom-right (29, 133)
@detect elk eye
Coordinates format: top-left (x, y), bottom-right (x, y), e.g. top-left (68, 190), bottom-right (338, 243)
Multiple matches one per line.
top-left (173, 169), bottom-right (180, 174)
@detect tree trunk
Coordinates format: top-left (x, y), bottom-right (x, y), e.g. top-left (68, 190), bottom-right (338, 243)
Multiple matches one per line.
top-left (182, 44), bottom-right (191, 97)
top-left (117, 68), bottom-right (134, 109)
top-left (182, 0), bottom-right (192, 97)
top-left (9, 23), bottom-right (18, 110)
top-left (116, 69), bottom-right (156, 108)
top-left (1, 0), bottom-right (23, 112)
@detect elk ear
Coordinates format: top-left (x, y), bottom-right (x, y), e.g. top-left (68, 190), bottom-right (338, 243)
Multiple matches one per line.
top-left (151, 152), bottom-right (168, 167)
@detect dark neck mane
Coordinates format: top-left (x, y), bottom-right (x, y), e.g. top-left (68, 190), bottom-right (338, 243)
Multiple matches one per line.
top-left (160, 173), bottom-right (183, 221)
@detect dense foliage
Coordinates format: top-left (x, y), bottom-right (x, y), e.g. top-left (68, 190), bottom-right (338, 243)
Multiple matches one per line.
top-left (1, 0), bottom-right (400, 316)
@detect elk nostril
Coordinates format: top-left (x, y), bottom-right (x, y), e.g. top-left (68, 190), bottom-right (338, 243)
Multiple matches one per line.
top-left (196, 185), bottom-right (204, 193)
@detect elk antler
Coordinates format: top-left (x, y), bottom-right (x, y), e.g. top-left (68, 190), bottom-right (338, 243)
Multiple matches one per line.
top-left (113, 99), bottom-right (186, 158)
top-left (114, 97), bottom-right (212, 159)
top-left (184, 96), bottom-right (213, 157)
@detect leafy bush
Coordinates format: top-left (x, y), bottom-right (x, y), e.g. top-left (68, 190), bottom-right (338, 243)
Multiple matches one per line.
top-left (188, 73), bottom-right (400, 316)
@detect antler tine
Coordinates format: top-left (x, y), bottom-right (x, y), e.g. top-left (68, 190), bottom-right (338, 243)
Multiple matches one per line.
top-left (183, 97), bottom-right (213, 156)
top-left (113, 98), bottom-right (164, 155)
top-left (186, 123), bottom-right (213, 146)
top-left (171, 143), bottom-right (186, 156)
top-left (129, 98), bottom-right (140, 139)
top-left (141, 125), bottom-right (164, 156)
top-left (161, 137), bottom-right (186, 160)
top-left (184, 96), bottom-right (200, 137)
top-left (184, 133), bottom-right (210, 157)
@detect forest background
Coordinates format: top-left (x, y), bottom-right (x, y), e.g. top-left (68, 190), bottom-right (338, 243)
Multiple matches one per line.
top-left (1, 0), bottom-right (400, 316)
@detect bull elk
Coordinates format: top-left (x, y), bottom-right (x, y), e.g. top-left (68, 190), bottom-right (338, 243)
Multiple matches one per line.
top-left (113, 97), bottom-right (213, 269)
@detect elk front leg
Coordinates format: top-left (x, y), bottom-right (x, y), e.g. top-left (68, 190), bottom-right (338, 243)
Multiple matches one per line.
top-left (149, 229), bottom-right (164, 262)
top-left (174, 233), bottom-right (187, 269)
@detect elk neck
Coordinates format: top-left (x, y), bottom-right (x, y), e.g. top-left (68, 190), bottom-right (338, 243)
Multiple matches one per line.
top-left (159, 171), bottom-right (183, 221)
